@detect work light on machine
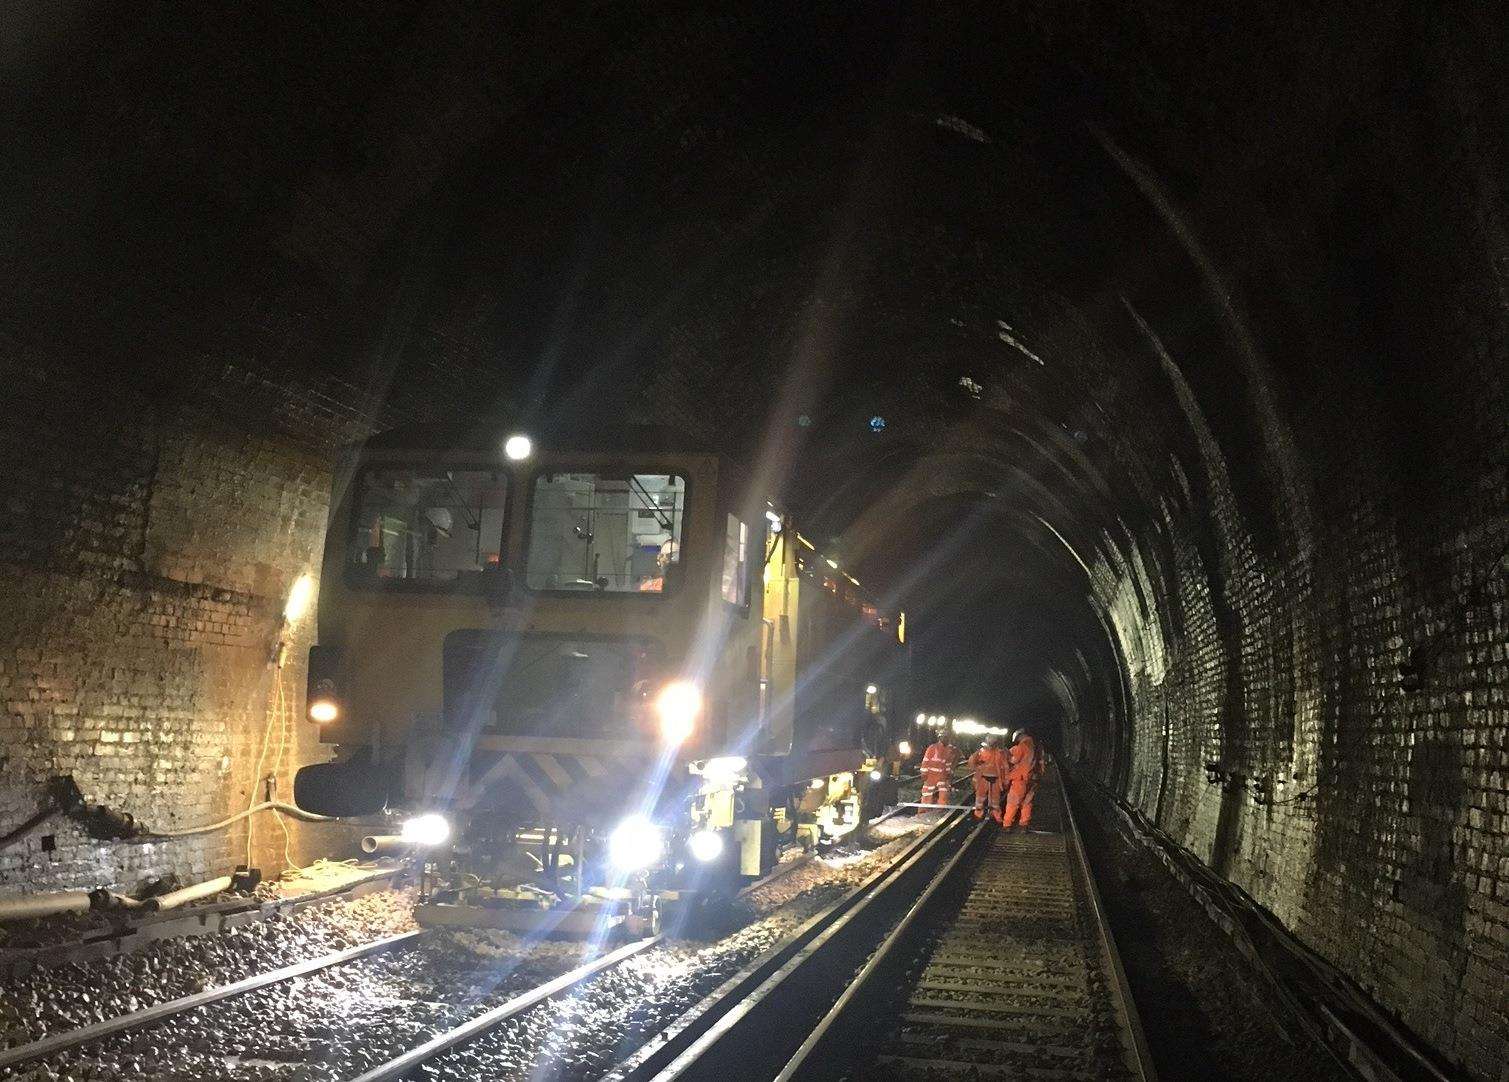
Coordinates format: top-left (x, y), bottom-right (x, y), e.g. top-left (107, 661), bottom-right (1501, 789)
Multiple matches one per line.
top-left (307, 679), bottom-right (339, 724)
top-left (764, 509), bottom-right (783, 533)
top-left (400, 813), bottom-right (451, 847)
top-left (897, 740), bottom-right (912, 756)
top-left (700, 755), bottom-right (748, 788)
top-left (655, 680), bottom-right (702, 744)
top-left (869, 769), bottom-right (884, 782)
top-left (688, 829), bottom-right (724, 863)
top-left (609, 815), bottom-right (665, 872)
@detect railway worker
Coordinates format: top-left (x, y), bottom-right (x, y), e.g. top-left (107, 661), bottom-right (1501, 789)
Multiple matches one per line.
top-left (1000, 728), bottom-right (1044, 830)
top-left (968, 735), bottom-right (1007, 822)
top-left (919, 734), bottom-right (960, 806)
top-left (637, 538), bottom-right (680, 592)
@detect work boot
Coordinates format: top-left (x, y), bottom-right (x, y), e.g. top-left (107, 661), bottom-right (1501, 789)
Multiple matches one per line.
top-left (973, 809), bottom-right (983, 820)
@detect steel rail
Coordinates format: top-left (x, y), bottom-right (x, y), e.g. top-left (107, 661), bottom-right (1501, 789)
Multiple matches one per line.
top-left (349, 813), bottom-right (955, 1081)
top-left (1059, 767), bottom-right (1158, 1081)
top-left (605, 808), bottom-right (974, 1082)
top-left (0, 929), bottom-right (424, 1073)
top-left (773, 814), bottom-right (989, 1080)
top-left (344, 932), bottom-right (664, 1082)
top-left (778, 762), bottom-right (1158, 1082)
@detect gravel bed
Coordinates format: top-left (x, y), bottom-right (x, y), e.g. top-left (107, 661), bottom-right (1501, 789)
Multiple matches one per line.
top-left (1, 813), bottom-right (938, 1081)
top-left (0, 887), bottom-right (416, 1056)
top-left (413, 818), bottom-right (939, 1081)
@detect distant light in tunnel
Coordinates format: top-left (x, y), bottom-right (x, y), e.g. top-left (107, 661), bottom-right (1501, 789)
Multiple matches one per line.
top-left (797, 414), bottom-right (811, 428)
top-left (503, 434), bottom-right (533, 461)
top-left (869, 415), bottom-right (886, 432)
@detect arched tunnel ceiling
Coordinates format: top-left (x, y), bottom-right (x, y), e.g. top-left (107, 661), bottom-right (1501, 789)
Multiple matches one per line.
top-left (8, 2), bottom-right (1499, 723)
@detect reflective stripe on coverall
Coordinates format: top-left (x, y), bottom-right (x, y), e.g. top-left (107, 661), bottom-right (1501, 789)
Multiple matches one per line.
top-left (920, 740), bottom-right (958, 804)
top-left (1001, 734), bottom-right (1041, 828)
top-left (968, 746), bottom-right (1007, 821)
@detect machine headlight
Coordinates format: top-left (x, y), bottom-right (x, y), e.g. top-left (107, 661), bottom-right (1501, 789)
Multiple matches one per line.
top-left (400, 813), bottom-right (451, 847)
top-left (869, 769), bottom-right (884, 782)
top-left (688, 829), bottom-right (724, 863)
top-left (897, 740), bottom-right (911, 756)
top-left (609, 815), bottom-right (665, 872)
top-left (700, 755), bottom-right (748, 787)
top-left (503, 434), bottom-right (533, 461)
top-left (655, 680), bottom-right (703, 744)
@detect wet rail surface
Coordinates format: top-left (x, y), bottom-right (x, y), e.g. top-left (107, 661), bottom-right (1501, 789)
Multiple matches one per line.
top-left (627, 767), bottom-right (1154, 1082)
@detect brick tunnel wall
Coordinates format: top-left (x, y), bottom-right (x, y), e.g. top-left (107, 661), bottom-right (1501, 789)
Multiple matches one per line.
top-left (0, 348), bottom-right (387, 892)
top-left (1064, 109), bottom-right (1509, 1082)
top-left (2, 5), bottom-right (1504, 1075)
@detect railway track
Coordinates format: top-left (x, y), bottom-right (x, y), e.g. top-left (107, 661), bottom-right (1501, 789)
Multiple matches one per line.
top-left (607, 765), bottom-right (1154, 1082)
top-left (0, 829), bottom-right (892, 1080)
top-left (0, 928), bottom-right (425, 1075)
top-left (2, 789), bottom-right (1144, 1082)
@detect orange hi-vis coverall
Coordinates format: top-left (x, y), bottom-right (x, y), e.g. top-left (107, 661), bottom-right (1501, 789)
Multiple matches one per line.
top-left (1001, 734), bottom-right (1042, 828)
top-left (968, 745), bottom-right (1008, 822)
top-left (920, 740), bottom-right (959, 805)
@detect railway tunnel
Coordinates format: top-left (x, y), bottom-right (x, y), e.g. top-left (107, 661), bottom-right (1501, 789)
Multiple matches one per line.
top-left (1, 3), bottom-right (1505, 1080)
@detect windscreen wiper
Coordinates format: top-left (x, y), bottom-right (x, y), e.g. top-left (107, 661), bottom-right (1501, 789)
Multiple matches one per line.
top-left (628, 474), bottom-right (677, 533)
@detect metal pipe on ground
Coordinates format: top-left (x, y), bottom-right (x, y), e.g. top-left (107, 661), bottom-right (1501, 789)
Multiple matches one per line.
top-left (0, 891), bottom-right (94, 922)
top-left (144, 875), bottom-right (233, 912)
top-left (361, 835), bottom-right (408, 856)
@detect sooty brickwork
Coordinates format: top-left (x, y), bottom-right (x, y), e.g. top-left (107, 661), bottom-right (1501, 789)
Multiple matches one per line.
top-left (0, 359), bottom-right (341, 892)
top-left (1061, 79), bottom-right (1509, 1079)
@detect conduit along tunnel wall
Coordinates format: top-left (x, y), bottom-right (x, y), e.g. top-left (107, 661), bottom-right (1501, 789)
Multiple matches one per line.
top-left (1, 4), bottom-right (1506, 1079)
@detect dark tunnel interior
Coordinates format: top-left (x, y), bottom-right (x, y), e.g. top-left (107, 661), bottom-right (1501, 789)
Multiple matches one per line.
top-left (0, 3), bottom-right (1505, 1076)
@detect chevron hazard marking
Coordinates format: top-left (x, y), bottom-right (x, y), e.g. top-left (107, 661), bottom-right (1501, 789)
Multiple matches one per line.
top-left (534, 755), bottom-right (574, 789)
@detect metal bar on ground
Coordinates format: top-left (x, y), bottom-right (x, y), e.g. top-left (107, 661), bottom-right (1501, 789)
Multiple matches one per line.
top-left (0, 929), bottom-right (423, 1073)
top-left (893, 801), bottom-right (975, 810)
top-left (346, 934), bottom-right (663, 1082)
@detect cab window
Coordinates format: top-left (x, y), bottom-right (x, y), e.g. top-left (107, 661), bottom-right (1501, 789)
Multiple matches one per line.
top-left (721, 513), bottom-right (750, 607)
top-left (525, 472), bottom-right (686, 593)
top-left (349, 467), bottom-right (507, 585)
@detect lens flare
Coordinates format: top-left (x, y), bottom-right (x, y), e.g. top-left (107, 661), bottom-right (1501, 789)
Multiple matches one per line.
top-left (609, 815), bottom-right (664, 871)
top-left (688, 829), bottom-right (724, 863)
